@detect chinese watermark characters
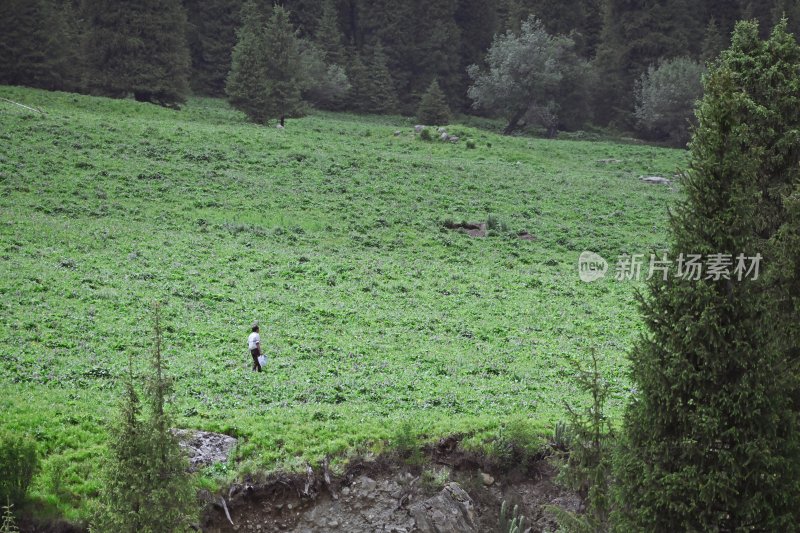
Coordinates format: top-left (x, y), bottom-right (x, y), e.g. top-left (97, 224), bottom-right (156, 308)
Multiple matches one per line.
top-left (578, 251), bottom-right (762, 283)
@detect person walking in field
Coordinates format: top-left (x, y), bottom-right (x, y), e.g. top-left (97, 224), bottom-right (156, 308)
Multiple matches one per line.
top-left (248, 323), bottom-right (262, 372)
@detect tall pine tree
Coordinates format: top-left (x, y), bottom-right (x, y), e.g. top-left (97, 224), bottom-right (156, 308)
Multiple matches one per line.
top-left (186, 0), bottom-right (243, 96)
top-left (82, 0), bottom-right (190, 107)
top-left (93, 305), bottom-right (195, 532)
top-left (262, 5), bottom-right (305, 119)
top-left (615, 19), bottom-right (800, 531)
top-left (315, 0), bottom-right (347, 66)
top-left (0, 0), bottom-right (79, 91)
top-left (363, 42), bottom-right (398, 114)
top-left (226, 0), bottom-right (270, 122)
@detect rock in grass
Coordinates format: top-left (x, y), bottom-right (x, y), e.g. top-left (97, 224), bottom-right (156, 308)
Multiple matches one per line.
top-left (639, 176), bottom-right (671, 185)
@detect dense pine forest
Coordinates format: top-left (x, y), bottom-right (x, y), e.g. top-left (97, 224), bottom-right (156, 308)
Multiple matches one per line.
top-left (2, 0), bottom-right (799, 142)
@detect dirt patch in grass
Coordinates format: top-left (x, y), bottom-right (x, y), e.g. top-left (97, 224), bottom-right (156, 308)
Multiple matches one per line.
top-left (443, 220), bottom-right (488, 238)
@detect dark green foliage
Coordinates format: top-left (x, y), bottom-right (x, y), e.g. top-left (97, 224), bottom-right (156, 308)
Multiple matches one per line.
top-left (408, 0), bottom-right (463, 110)
top-left (0, 433), bottom-right (38, 509)
top-left (701, 18), bottom-right (726, 62)
top-left (416, 80), bottom-right (451, 125)
top-left (93, 304), bottom-right (195, 532)
top-left (315, 0), bottom-right (347, 66)
top-left (262, 6), bottom-right (306, 119)
top-left (615, 20), bottom-right (800, 531)
top-left (226, 0), bottom-right (270, 123)
top-left (186, 0), bottom-right (243, 96)
top-left (351, 43), bottom-right (398, 114)
top-left (553, 349), bottom-right (612, 532)
top-left (454, 0), bottom-right (498, 98)
top-left (0, 0), bottom-right (79, 91)
top-left (593, 0), bottom-right (703, 126)
top-left (82, 0), bottom-right (190, 107)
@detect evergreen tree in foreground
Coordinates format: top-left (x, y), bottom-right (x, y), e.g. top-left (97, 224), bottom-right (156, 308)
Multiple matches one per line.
top-left (416, 79), bottom-right (451, 125)
top-left (614, 20), bottom-right (800, 531)
top-left (93, 304), bottom-right (195, 532)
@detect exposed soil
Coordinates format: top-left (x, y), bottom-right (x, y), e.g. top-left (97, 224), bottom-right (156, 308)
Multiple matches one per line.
top-left (443, 222), bottom-right (536, 241)
top-left (201, 437), bottom-right (580, 532)
top-left (444, 221), bottom-right (488, 238)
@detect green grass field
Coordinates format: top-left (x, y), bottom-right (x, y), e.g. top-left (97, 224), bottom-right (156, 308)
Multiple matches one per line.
top-left (0, 86), bottom-right (685, 520)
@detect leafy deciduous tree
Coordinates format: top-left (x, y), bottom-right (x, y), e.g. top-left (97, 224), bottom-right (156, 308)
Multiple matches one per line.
top-left (634, 57), bottom-right (705, 147)
top-left (467, 16), bottom-right (573, 135)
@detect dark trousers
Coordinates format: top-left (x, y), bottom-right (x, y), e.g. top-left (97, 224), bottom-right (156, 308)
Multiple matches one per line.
top-left (251, 348), bottom-right (262, 372)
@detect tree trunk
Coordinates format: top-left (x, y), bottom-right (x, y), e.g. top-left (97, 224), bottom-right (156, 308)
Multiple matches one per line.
top-left (503, 108), bottom-right (526, 135)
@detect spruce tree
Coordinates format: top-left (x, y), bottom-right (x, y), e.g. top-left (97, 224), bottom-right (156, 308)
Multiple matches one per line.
top-left (315, 0), bottom-right (347, 66)
top-left (186, 0), bottom-right (243, 96)
top-left (345, 50), bottom-right (371, 112)
top-left (226, 0), bottom-right (270, 122)
top-left (410, 0), bottom-right (463, 109)
top-left (0, 0), bottom-right (77, 91)
top-left (593, 0), bottom-right (702, 126)
top-left (363, 43), bottom-right (398, 114)
top-left (416, 79), bottom-right (451, 125)
top-left (93, 305), bottom-right (195, 532)
top-left (614, 20), bottom-right (800, 531)
top-left (262, 5), bottom-right (306, 119)
top-left (82, 0), bottom-right (190, 107)
top-left (701, 18), bottom-right (726, 62)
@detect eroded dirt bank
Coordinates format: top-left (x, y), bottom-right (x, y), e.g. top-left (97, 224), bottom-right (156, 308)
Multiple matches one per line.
top-left (202, 437), bottom-right (580, 532)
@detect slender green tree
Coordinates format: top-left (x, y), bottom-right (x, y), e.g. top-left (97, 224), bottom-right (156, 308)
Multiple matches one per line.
top-left (416, 79), bottom-right (451, 125)
top-left (262, 5), bottom-right (306, 119)
top-left (614, 20), bottom-right (800, 531)
top-left (345, 50), bottom-right (371, 112)
top-left (315, 0), bottom-right (347, 66)
top-left (82, 0), bottom-right (190, 107)
top-left (226, 0), bottom-right (270, 122)
top-left (363, 43), bottom-right (399, 114)
top-left (93, 305), bottom-right (195, 532)
top-left (701, 18), bottom-right (726, 62)
top-left (186, 0), bottom-right (243, 96)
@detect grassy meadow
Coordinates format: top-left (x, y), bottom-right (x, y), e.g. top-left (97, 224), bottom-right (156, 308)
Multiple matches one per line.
top-left (0, 86), bottom-right (685, 520)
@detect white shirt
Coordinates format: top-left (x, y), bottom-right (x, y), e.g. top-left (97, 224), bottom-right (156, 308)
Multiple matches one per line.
top-left (248, 332), bottom-right (260, 350)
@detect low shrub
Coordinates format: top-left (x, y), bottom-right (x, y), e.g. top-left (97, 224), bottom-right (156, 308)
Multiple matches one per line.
top-left (0, 432), bottom-right (39, 508)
